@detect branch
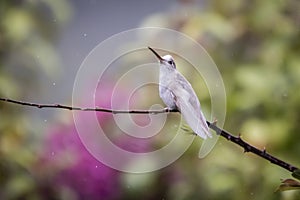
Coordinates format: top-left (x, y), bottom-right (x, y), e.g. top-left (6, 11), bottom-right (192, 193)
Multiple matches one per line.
top-left (0, 97), bottom-right (298, 172)
top-left (207, 122), bottom-right (298, 172)
top-left (0, 98), bottom-right (178, 114)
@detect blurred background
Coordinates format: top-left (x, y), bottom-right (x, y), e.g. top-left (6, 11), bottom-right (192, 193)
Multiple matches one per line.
top-left (1, 0), bottom-right (300, 199)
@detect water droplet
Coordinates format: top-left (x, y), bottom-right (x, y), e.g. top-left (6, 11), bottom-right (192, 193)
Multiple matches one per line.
top-left (44, 119), bottom-right (47, 122)
top-left (83, 33), bottom-right (87, 37)
top-left (51, 152), bottom-right (55, 156)
top-left (95, 165), bottom-right (98, 168)
top-left (53, 82), bottom-right (56, 86)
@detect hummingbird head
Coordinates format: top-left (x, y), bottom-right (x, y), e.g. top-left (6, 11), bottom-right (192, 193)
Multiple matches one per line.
top-left (148, 47), bottom-right (176, 69)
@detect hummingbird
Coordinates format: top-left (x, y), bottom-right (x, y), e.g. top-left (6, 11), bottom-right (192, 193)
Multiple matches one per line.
top-left (148, 47), bottom-right (212, 139)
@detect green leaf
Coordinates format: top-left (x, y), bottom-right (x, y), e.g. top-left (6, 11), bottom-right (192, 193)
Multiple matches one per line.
top-left (275, 179), bottom-right (300, 192)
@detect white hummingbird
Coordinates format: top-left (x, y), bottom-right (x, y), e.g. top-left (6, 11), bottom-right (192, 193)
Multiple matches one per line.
top-left (148, 47), bottom-right (212, 139)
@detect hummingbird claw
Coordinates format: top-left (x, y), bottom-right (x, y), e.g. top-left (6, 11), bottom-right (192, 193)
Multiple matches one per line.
top-left (180, 124), bottom-right (195, 135)
top-left (163, 107), bottom-right (171, 113)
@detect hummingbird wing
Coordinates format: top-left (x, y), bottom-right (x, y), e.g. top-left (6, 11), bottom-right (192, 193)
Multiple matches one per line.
top-left (171, 72), bottom-right (212, 139)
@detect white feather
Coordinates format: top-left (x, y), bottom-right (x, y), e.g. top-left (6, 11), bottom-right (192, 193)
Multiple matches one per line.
top-left (172, 76), bottom-right (211, 139)
top-left (155, 52), bottom-right (211, 139)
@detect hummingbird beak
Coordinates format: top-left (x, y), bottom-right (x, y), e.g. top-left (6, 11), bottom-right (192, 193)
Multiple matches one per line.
top-left (148, 47), bottom-right (164, 62)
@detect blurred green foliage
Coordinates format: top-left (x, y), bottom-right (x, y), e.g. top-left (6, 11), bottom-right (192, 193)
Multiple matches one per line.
top-left (0, 0), bottom-right (72, 199)
top-left (0, 0), bottom-right (300, 200)
top-left (138, 0), bottom-right (300, 199)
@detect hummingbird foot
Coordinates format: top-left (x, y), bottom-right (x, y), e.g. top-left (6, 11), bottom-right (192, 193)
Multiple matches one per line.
top-left (180, 124), bottom-right (195, 135)
top-left (163, 107), bottom-right (179, 113)
top-left (163, 107), bottom-right (171, 113)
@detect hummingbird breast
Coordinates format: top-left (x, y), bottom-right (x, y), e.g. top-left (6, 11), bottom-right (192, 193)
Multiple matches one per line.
top-left (159, 66), bottom-right (178, 109)
top-left (159, 85), bottom-right (177, 109)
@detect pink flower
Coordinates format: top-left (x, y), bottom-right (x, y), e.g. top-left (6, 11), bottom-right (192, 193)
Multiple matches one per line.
top-left (43, 124), bottom-right (121, 200)
top-left (39, 84), bottom-right (151, 199)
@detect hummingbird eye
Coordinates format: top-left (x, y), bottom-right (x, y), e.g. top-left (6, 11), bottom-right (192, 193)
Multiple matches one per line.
top-left (168, 60), bottom-right (173, 65)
